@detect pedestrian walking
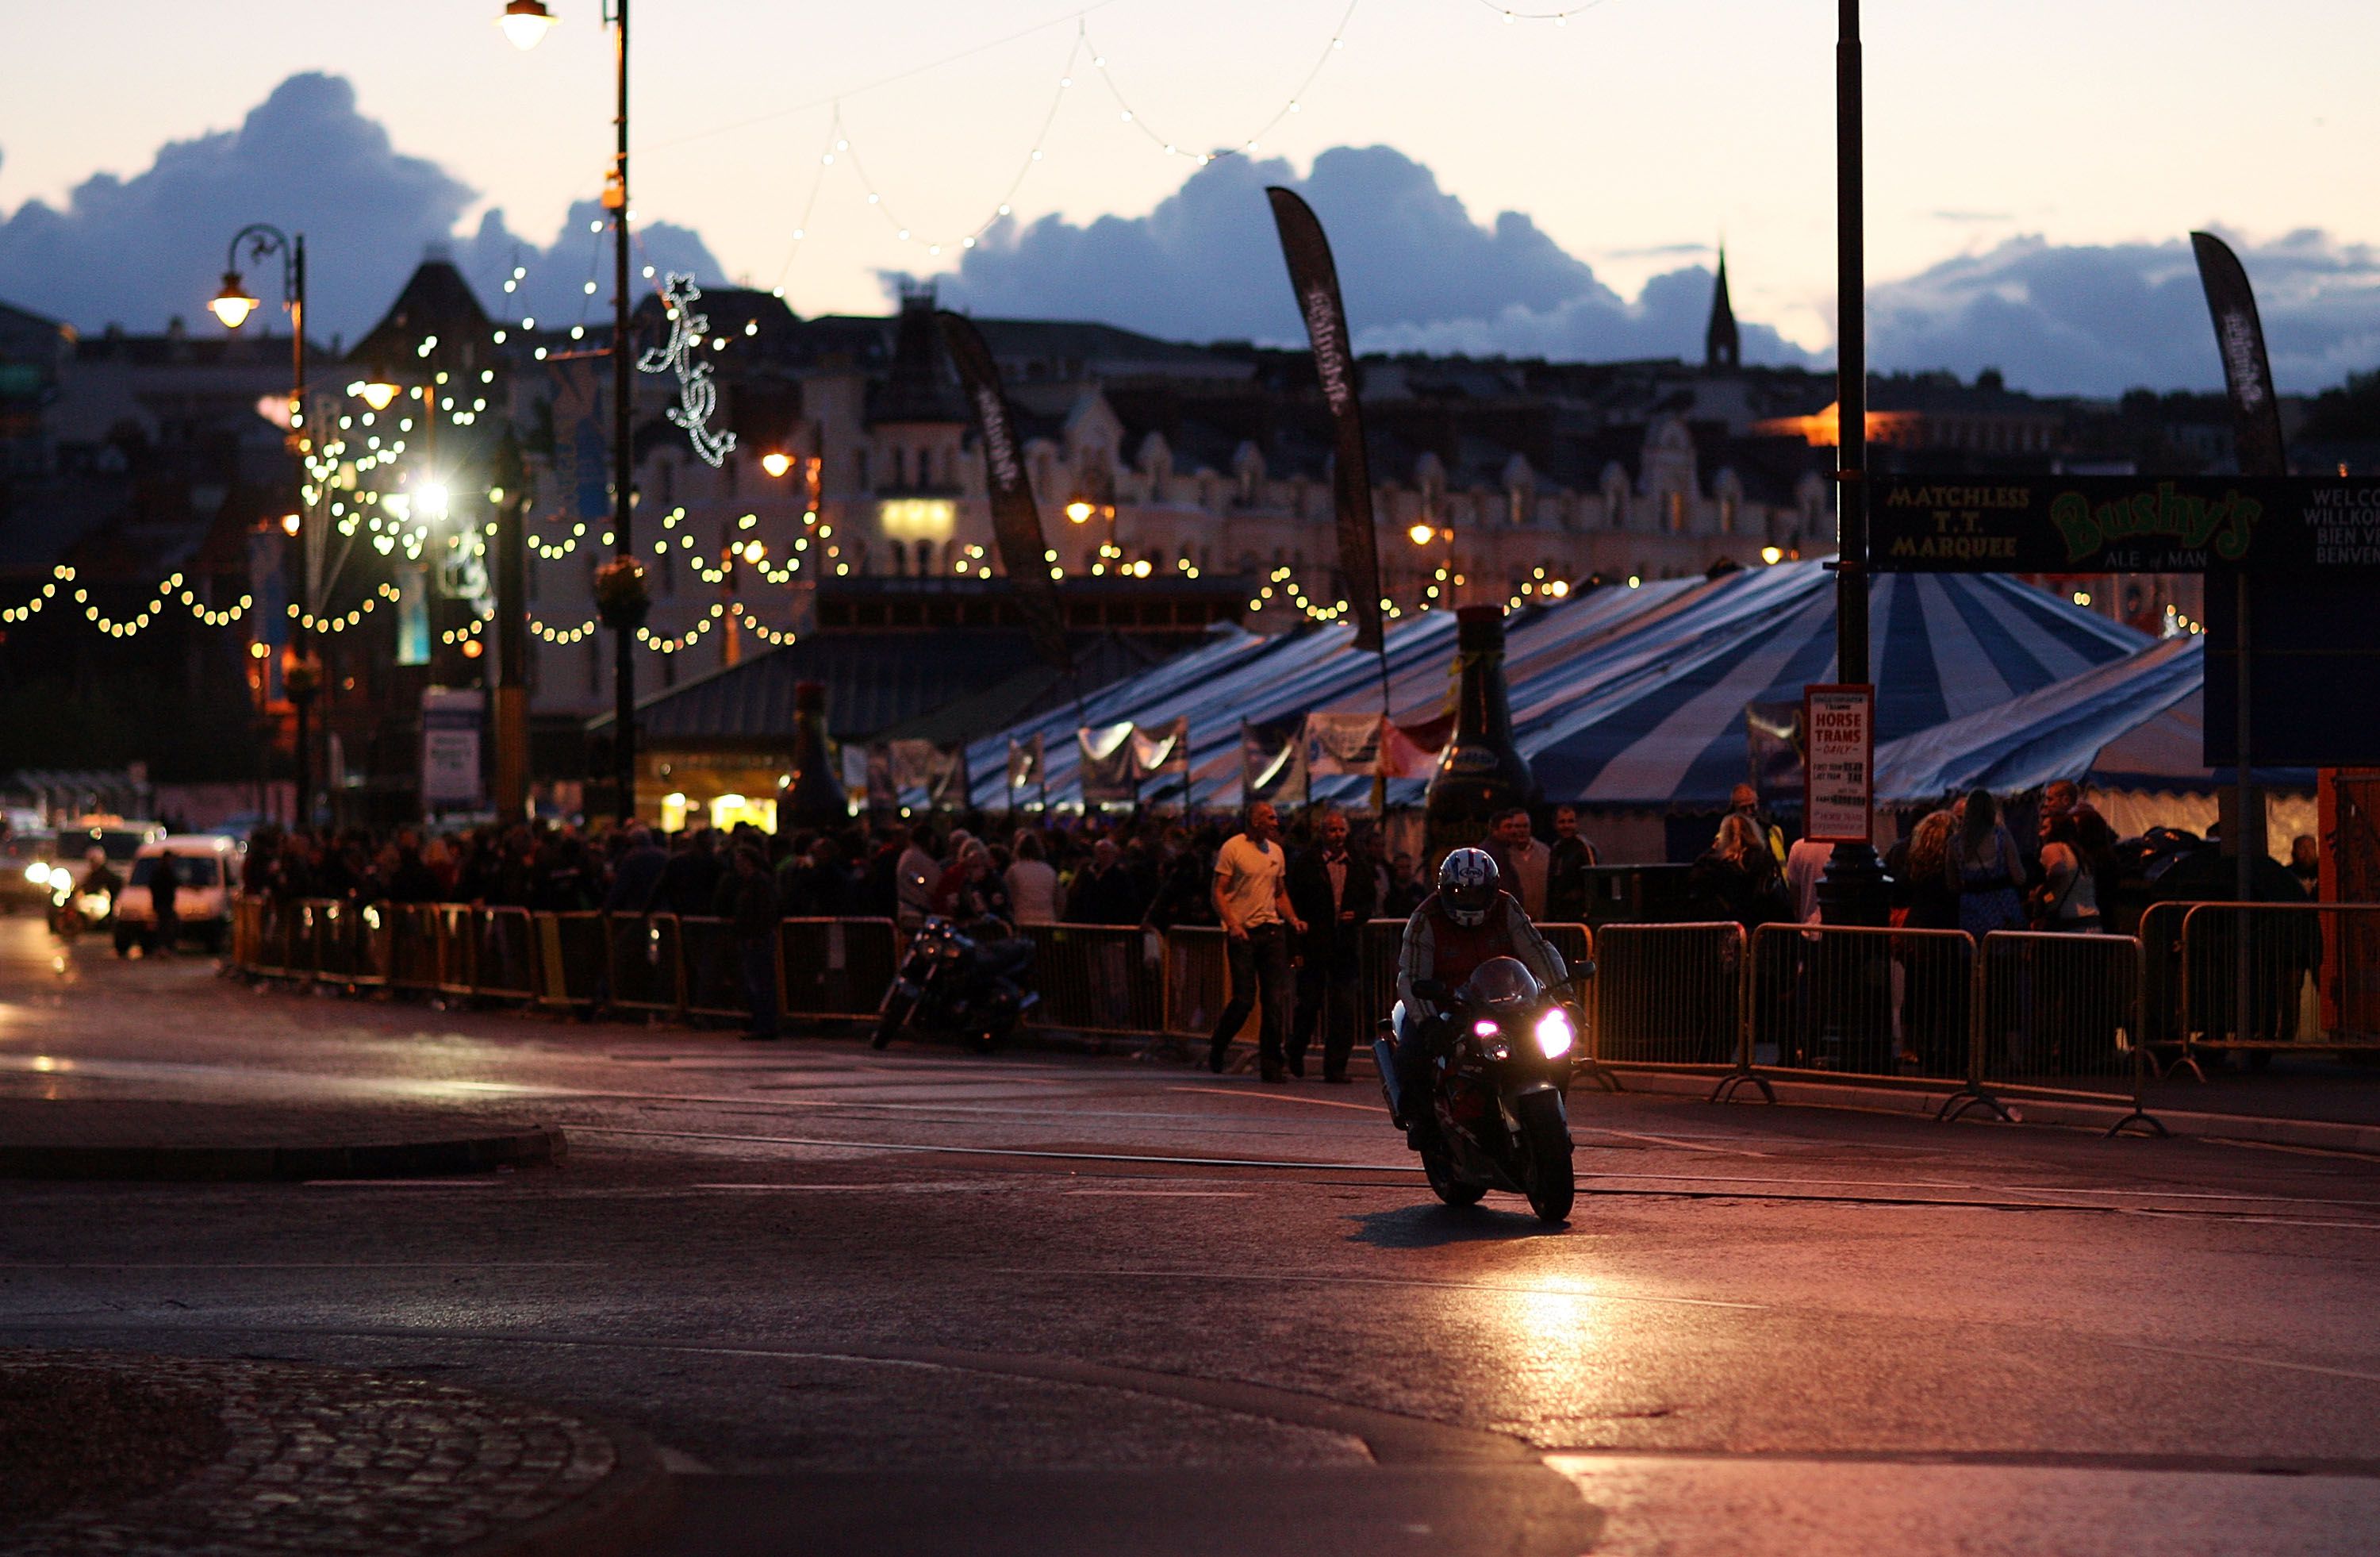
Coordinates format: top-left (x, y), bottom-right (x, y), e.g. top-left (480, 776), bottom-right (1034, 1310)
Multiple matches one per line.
top-left (1285, 808), bottom-right (1376, 1082)
top-left (147, 850), bottom-right (182, 954)
top-left (1207, 802), bottom-right (1303, 1080)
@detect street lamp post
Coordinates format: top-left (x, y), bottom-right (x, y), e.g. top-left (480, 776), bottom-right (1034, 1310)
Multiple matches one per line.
top-left (210, 225), bottom-right (313, 827)
top-left (1814, 0), bottom-right (1889, 925)
top-left (502, 0), bottom-right (639, 825)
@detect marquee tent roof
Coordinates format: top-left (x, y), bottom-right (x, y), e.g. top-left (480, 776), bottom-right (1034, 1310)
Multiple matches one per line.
top-left (1871, 635), bottom-right (2313, 802)
top-left (969, 561), bottom-right (2149, 811)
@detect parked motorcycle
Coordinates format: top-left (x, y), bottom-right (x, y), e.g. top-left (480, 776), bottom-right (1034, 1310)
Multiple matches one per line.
top-left (873, 915), bottom-right (1038, 1054)
top-left (1376, 955), bottom-right (1583, 1223)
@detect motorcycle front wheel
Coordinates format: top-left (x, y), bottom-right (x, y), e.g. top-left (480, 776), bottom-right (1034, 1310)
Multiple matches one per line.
top-left (1422, 1147), bottom-right (1486, 1208)
top-left (1518, 1106), bottom-right (1576, 1224)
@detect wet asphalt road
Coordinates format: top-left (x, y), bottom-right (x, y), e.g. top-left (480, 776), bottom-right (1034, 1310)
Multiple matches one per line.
top-left (4, 916), bottom-right (2380, 1555)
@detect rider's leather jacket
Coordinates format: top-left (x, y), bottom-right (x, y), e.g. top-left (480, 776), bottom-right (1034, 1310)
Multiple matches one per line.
top-left (1395, 889), bottom-right (1568, 1023)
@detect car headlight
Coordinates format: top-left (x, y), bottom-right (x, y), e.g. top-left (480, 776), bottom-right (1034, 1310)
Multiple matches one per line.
top-left (23, 862), bottom-right (47, 884)
top-left (1534, 1007), bottom-right (1576, 1059)
top-left (47, 866), bottom-right (72, 890)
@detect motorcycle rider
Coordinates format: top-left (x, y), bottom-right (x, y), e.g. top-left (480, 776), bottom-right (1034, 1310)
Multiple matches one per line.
top-left (1392, 848), bottom-right (1568, 1149)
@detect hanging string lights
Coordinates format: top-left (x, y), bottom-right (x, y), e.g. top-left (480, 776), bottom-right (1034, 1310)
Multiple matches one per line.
top-left (770, 3), bottom-right (1362, 280)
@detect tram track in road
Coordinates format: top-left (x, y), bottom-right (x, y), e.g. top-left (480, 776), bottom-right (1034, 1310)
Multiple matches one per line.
top-left (561, 1124), bottom-right (2380, 1227)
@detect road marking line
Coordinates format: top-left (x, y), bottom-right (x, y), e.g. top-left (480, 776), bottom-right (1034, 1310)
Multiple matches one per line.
top-left (998, 1268), bottom-right (1768, 1310)
top-left (1171, 1086), bottom-right (1386, 1113)
top-left (574, 1124), bottom-right (1420, 1172)
top-left (2108, 1339), bottom-right (2380, 1387)
top-left (1060, 1189), bottom-right (1253, 1198)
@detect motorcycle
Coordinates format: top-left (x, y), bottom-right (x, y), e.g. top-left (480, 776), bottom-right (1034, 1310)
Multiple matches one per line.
top-left (873, 914), bottom-right (1038, 1054)
top-left (1376, 955), bottom-right (1583, 1224)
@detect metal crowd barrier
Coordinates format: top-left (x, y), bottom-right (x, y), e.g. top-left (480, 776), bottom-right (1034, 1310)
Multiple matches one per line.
top-left (677, 915), bottom-right (748, 1021)
top-left (474, 907), bottom-right (536, 1001)
top-left (390, 904), bottom-right (443, 992)
top-left (351, 903), bottom-right (395, 988)
top-left (607, 913), bottom-right (684, 1016)
top-left (2136, 900), bottom-right (2192, 1063)
top-left (1592, 922), bottom-right (1749, 1086)
top-left (1023, 923), bottom-right (1166, 1035)
top-left (534, 911), bottom-right (610, 1010)
top-left (2176, 903), bottom-right (2380, 1067)
top-left (1161, 926), bottom-right (1232, 1041)
top-left (1749, 923), bottom-right (1975, 1083)
top-left (779, 917), bottom-right (900, 1020)
top-left (434, 904), bottom-right (476, 997)
top-left (1971, 931), bottom-right (2142, 1102)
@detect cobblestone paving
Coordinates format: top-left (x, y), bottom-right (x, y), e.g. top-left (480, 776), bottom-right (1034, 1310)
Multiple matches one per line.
top-left (1, 1351), bottom-right (631, 1555)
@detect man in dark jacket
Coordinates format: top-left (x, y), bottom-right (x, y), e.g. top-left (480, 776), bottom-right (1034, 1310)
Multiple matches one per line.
top-left (1284, 808), bottom-right (1377, 1082)
top-left (1545, 805), bottom-right (1598, 925)
top-left (603, 827), bottom-right (670, 913)
top-left (723, 846), bottom-right (781, 1041)
top-left (653, 827), bottom-right (724, 917)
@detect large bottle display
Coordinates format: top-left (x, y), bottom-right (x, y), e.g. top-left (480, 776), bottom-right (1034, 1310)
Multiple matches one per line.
top-left (784, 679), bottom-right (846, 829)
top-left (1423, 606), bottom-right (1539, 867)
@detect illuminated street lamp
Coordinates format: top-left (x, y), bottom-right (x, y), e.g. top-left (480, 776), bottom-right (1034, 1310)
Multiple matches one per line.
top-left (497, 0), bottom-right (557, 49)
top-left (209, 275), bottom-right (260, 330)
top-left (1065, 501), bottom-right (1095, 524)
top-left (210, 222), bottom-right (314, 823)
top-left (504, 0), bottom-right (639, 822)
top-left (355, 378), bottom-right (401, 413)
top-left (760, 451), bottom-right (793, 479)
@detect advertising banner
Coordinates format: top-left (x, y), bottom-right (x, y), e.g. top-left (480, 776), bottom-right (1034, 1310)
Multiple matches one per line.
top-left (420, 687), bottom-right (485, 810)
top-left (1303, 713), bottom-right (1384, 776)
top-left (2191, 231), bottom-right (2290, 479)
top-left (1078, 723), bottom-right (1139, 805)
top-left (1266, 187), bottom-right (1384, 655)
top-left (939, 311), bottom-right (1073, 671)
top-left (1802, 684), bottom-right (1874, 844)
top-left (1870, 475), bottom-right (2380, 574)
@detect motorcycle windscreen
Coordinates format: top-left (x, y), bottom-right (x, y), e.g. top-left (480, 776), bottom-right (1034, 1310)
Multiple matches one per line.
top-left (1464, 956), bottom-right (1541, 1009)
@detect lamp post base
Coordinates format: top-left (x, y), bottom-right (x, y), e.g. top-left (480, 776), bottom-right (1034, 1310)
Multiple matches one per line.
top-left (1815, 841), bottom-right (1891, 927)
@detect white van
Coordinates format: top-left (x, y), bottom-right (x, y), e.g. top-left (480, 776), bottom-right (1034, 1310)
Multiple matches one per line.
top-left (116, 836), bottom-right (245, 955)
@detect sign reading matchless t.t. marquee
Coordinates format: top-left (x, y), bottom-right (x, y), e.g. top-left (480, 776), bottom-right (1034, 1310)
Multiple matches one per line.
top-left (1871, 475), bottom-right (2380, 573)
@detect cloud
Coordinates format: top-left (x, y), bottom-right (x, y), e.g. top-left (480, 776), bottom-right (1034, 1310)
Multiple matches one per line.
top-left (1870, 230), bottom-right (2380, 395)
top-left (926, 145), bottom-right (1815, 367)
top-left (0, 72), bottom-right (722, 344)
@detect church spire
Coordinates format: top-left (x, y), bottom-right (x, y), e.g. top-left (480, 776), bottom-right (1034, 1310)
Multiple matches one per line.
top-left (1705, 244), bottom-right (1741, 370)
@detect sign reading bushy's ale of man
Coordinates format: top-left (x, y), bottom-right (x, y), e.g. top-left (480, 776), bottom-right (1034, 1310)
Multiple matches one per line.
top-left (1871, 475), bottom-right (2380, 574)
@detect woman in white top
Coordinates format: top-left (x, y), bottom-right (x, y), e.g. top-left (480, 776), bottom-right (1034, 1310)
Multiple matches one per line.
top-left (1004, 832), bottom-right (1065, 925)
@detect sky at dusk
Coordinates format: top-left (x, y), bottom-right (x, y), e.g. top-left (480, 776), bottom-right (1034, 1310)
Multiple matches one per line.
top-left (4, 0), bottom-right (2379, 394)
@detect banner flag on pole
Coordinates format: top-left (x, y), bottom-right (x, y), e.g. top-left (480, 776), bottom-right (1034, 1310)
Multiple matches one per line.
top-left (1130, 716), bottom-right (1190, 779)
top-left (1265, 187), bottom-right (1384, 655)
top-left (2190, 232), bottom-right (2290, 479)
top-left (1303, 712), bottom-right (1384, 776)
top-left (1007, 733), bottom-right (1044, 795)
top-left (1078, 722), bottom-right (1139, 804)
top-left (1240, 718), bottom-right (1308, 804)
top-left (938, 310), bottom-right (1074, 671)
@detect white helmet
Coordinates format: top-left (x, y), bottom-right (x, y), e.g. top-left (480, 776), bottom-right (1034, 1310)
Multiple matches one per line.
top-left (1436, 848), bottom-right (1499, 928)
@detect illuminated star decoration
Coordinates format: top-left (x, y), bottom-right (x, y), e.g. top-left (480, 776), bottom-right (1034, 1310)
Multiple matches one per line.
top-left (638, 274), bottom-right (738, 467)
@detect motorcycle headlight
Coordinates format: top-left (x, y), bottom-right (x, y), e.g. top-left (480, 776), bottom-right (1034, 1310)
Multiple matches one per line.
top-left (23, 863), bottom-right (46, 884)
top-left (1472, 1018), bottom-right (1499, 1038)
top-left (47, 867), bottom-right (72, 890)
top-left (1533, 1007), bottom-right (1576, 1059)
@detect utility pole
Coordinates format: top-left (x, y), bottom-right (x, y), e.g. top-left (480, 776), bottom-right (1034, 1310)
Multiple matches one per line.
top-left (609, 0), bottom-right (639, 825)
top-left (1815, 0), bottom-right (1889, 925)
top-left (493, 429), bottom-right (530, 823)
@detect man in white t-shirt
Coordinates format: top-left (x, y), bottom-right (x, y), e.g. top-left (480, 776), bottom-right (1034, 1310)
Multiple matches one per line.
top-left (1208, 801), bottom-right (1305, 1081)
